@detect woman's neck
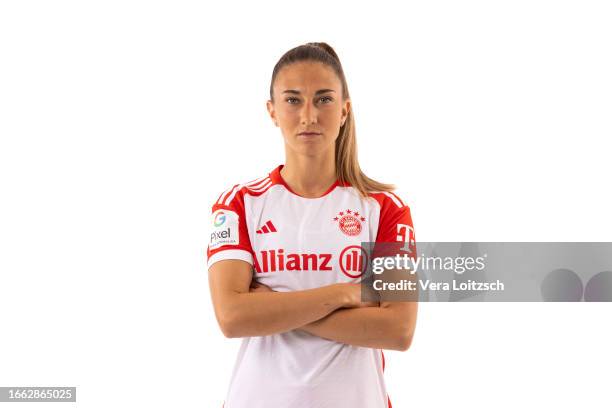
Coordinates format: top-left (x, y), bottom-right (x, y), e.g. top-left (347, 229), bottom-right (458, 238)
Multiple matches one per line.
top-left (280, 154), bottom-right (337, 198)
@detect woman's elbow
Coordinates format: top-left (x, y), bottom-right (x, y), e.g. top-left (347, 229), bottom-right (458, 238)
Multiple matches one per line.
top-left (217, 310), bottom-right (242, 338)
top-left (396, 333), bottom-right (413, 351)
top-left (219, 321), bottom-right (237, 338)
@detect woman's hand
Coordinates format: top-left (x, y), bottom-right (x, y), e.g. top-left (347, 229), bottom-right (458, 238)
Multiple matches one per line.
top-left (249, 281), bottom-right (274, 293)
top-left (337, 283), bottom-right (380, 308)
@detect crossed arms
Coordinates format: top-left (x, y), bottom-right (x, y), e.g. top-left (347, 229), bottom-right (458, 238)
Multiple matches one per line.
top-left (208, 259), bottom-right (417, 351)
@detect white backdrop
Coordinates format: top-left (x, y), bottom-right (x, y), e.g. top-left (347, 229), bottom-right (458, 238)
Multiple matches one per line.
top-left (1, 1), bottom-right (611, 407)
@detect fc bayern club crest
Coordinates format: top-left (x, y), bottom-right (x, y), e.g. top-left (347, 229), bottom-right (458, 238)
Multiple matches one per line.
top-left (333, 209), bottom-right (365, 237)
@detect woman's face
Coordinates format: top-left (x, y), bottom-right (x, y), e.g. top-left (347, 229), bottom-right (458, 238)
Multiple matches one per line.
top-left (267, 61), bottom-right (350, 157)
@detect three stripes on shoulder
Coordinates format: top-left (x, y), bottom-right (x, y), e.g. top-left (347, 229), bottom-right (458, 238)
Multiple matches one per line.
top-left (216, 176), bottom-right (272, 206)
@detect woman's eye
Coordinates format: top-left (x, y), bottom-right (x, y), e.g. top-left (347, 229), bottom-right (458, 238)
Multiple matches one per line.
top-left (285, 96), bottom-right (332, 104)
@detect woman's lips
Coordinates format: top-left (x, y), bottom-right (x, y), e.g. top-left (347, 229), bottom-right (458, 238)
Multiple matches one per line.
top-left (298, 132), bottom-right (322, 136)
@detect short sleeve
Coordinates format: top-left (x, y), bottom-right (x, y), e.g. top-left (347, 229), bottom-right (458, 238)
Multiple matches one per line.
top-left (206, 186), bottom-right (255, 270)
top-left (373, 193), bottom-right (417, 260)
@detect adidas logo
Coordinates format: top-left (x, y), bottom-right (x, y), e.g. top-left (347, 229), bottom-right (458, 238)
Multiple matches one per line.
top-left (256, 220), bottom-right (277, 234)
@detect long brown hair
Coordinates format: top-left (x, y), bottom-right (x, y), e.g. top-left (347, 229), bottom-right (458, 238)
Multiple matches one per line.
top-left (269, 42), bottom-right (395, 198)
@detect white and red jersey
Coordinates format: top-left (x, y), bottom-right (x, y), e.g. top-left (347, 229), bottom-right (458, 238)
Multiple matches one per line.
top-left (207, 164), bottom-right (416, 408)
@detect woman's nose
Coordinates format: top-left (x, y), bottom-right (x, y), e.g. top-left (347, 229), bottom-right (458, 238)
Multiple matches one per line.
top-left (300, 102), bottom-right (317, 124)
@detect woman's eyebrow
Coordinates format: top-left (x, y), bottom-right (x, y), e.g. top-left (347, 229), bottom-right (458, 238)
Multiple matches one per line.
top-left (282, 89), bottom-right (336, 95)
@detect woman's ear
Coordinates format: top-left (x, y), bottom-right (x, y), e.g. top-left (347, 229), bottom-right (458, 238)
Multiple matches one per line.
top-left (266, 99), bottom-right (278, 126)
top-left (341, 99), bottom-right (351, 125)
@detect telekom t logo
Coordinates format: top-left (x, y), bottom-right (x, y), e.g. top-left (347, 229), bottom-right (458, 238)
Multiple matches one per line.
top-left (397, 224), bottom-right (416, 254)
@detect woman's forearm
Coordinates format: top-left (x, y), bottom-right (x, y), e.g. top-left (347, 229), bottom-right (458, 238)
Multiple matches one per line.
top-left (220, 284), bottom-right (349, 338)
top-left (298, 306), bottom-right (414, 351)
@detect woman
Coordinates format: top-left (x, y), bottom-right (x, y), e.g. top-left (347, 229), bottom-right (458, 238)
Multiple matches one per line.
top-left (207, 42), bottom-right (417, 408)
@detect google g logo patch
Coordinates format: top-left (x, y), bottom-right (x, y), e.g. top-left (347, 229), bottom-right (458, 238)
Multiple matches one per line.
top-left (214, 212), bottom-right (227, 227)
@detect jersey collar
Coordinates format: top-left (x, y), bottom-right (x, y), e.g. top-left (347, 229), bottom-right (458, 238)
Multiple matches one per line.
top-left (269, 164), bottom-right (349, 198)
